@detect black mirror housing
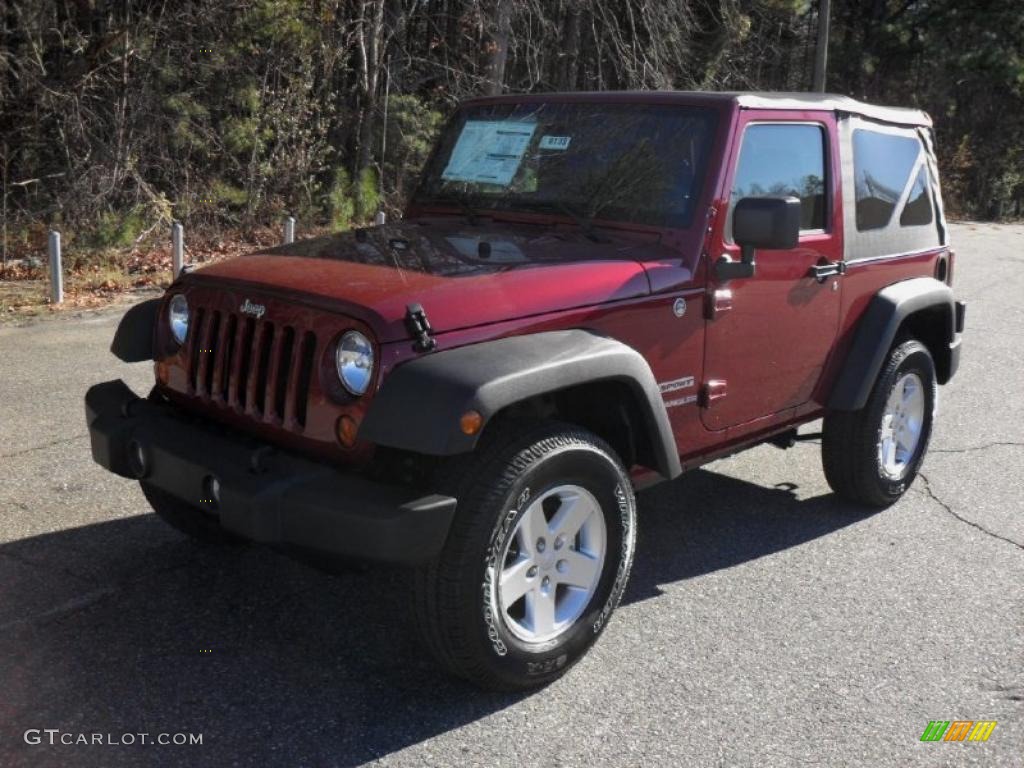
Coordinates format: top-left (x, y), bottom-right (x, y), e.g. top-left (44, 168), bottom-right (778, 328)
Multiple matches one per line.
top-left (733, 196), bottom-right (801, 251)
top-left (716, 196), bottom-right (802, 283)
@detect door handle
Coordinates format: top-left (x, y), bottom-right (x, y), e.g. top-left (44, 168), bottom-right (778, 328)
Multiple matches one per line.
top-left (808, 259), bottom-right (847, 283)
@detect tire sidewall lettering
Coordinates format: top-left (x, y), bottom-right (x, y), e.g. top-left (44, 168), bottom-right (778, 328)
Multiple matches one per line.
top-left (593, 482), bottom-right (635, 635)
top-left (478, 446), bottom-right (634, 672)
top-left (482, 504), bottom-right (521, 656)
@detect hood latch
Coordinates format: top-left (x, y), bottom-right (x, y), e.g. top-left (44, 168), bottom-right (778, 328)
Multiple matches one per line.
top-left (405, 303), bottom-right (437, 352)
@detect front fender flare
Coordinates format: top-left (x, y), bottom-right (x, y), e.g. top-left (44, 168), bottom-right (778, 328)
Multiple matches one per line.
top-left (360, 330), bottom-right (682, 480)
top-left (110, 298), bottom-right (161, 363)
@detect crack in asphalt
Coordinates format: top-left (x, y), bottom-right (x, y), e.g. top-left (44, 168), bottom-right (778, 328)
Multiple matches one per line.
top-left (0, 549), bottom-right (98, 586)
top-left (790, 440), bottom-right (1023, 550)
top-left (0, 586), bottom-right (120, 631)
top-left (794, 438), bottom-right (1024, 454)
top-left (963, 326), bottom-right (1024, 339)
top-left (931, 441), bottom-right (1024, 454)
top-left (0, 433), bottom-right (89, 459)
top-left (917, 471), bottom-right (1024, 551)
top-left (0, 543), bottom-right (228, 631)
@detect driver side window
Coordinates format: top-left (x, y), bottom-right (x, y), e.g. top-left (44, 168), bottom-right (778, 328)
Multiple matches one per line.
top-left (729, 123), bottom-right (827, 240)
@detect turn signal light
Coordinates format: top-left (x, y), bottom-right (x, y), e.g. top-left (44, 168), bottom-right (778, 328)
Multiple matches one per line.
top-left (460, 410), bottom-right (483, 436)
top-left (336, 415), bottom-right (359, 448)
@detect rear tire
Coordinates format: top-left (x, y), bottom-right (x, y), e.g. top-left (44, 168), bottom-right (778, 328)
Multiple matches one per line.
top-left (141, 483), bottom-right (238, 544)
top-left (413, 423), bottom-right (636, 690)
top-left (822, 339), bottom-right (936, 507)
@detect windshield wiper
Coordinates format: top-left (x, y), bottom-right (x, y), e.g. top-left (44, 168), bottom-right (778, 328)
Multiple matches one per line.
top-left (429, 190), bottom-right (491, 224)
top-left (514, 199), bottom-right (610, 243)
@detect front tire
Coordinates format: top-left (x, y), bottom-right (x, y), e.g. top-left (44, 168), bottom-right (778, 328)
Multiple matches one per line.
top-left (413, 423), bottom-right (636, 690)
top-left (822, 339), bottom-right (936, 507)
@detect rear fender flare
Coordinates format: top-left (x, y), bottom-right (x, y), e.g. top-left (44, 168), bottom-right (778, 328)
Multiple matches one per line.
top-left (829, 277), bottom-right (957, 411)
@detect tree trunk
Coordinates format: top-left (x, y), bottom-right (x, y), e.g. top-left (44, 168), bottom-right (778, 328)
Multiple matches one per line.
top-left (482, 0), bottom-right (511, 95)
top-left (559, 1), bottom-right (581, 90)
top-left (355, 0), bottom-right (387, 216)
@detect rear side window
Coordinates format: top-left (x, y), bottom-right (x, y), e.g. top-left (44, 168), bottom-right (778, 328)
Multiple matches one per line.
top-left (853, 129), bottom-right (922, 230)
top-left (730, 124), bottom-right (827, 236)
top-left (899, 166), bottom-right (933, 226)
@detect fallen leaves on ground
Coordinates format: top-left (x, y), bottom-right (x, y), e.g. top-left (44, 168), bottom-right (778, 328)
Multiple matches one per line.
top-left (0, 224), bottom-right (330, 322)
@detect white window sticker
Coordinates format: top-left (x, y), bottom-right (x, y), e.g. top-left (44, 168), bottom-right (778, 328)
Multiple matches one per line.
top-left (539, 135), bottom-right (571, 151)
top-left (442, 121), bottom-right (537, 186)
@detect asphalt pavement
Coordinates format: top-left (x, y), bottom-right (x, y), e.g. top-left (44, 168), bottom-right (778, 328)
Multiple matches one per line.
top-left (0, 222), bottom-right (1021, 767)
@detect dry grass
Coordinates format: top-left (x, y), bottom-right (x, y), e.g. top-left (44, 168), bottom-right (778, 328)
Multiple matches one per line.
top-left (0, 224), bottom-right (322, 324)
top-left (0, 260), bottom-right (174, 323)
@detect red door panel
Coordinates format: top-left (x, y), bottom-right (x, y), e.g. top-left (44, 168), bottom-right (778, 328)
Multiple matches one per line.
top-left (701, 112), bottom-right (845, 431)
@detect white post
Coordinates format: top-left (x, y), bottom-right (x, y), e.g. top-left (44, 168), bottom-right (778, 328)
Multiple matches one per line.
top-left (374, 211), bottom-right (386, 226)
top-left (284, 216), bottom-right (296, 244)
top-left (48, 230), bottom-right (63, 304)
top-left (171, 221), bottom-right (184, 278)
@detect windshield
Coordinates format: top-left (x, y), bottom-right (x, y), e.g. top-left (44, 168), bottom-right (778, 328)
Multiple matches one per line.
top-left (414, 101), bottom-right (717, 228)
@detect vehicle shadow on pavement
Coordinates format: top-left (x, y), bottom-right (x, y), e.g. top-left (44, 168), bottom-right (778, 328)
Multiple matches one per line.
top-left (0, 468), bottom-right (875, 767)
top-left (626, 468), bottom-right (876, 605)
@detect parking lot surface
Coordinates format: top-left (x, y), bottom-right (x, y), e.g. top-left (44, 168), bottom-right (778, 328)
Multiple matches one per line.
top-left (0, 223), bottom-right (1021, 766)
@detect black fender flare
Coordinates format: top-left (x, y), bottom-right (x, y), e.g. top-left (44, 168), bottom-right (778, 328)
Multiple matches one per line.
top-left (110, 298), bottom-right (161, 363)
top-left (359, 330), bottom-right (682, 480)
top-left (829, 277), bottom-right (960, 411)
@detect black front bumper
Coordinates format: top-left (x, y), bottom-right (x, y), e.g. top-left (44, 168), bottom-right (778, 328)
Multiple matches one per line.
top-left (947, 300), bottom-right (966, 381)
top-left (85, 380), bottom-right (456, 565)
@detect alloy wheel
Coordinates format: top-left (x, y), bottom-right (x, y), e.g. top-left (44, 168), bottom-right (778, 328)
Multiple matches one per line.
top-left (878, 371), bottom-right (926, 479)
top-left (497, 484), bottom-right (607, 644)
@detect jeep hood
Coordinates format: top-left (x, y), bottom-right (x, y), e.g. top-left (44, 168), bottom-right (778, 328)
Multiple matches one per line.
top-left (188, 218), bottom-right (670, 342)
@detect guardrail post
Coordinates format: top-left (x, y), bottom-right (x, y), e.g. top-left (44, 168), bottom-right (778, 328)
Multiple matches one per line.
top-left (374, 211), bottom-right (386, 226)
top-left (283, 216), bottom-right (296, 244)
top-left (171, 221), bottom-right (184, 278)
top-left (48, 230), bottom-right (63, 304)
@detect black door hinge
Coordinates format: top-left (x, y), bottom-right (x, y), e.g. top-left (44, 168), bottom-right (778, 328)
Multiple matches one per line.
top-left (405, 303), bottom-right (437, 352)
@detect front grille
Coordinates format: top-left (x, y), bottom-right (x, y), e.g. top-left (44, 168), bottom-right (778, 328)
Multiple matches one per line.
top-left (186, 307), bottom-right (317, 429)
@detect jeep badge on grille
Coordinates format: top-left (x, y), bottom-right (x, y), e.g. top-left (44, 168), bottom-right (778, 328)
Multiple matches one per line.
top-left (240, 299), bottom-right (266, 319)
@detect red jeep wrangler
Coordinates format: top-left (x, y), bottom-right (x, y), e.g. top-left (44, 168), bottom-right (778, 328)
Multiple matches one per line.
top-left (87, 91), bottom-right (964, 690)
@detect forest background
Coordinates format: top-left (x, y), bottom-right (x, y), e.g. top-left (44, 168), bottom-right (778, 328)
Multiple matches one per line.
top-left (1, 0), bottom-right (1021, 297)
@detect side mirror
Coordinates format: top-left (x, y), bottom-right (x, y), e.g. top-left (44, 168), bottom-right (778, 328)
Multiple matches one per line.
top-left (716, 196), bottom-right (802, 282)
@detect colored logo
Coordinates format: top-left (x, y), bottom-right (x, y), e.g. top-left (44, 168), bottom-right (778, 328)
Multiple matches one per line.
top-left (920, 720), bottom-right (997, 742)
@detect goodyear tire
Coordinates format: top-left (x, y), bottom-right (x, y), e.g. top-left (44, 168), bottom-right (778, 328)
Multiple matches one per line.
top-left (822, 339), bottom-right (936, 507)
top-left (141, 482), bottom-right (239, 544)
top-left (413, 423), bottom-right (637, 690)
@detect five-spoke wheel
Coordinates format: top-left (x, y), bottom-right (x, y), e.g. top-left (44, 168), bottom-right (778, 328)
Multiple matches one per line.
top-left (878, 372), bottom-right (926, 480)
top-left (823, 339), bottom-right (936, 507)
top-left (497, 485), bottom-right (606, 643)
top-left (413, 424), bottom-right (636, 690)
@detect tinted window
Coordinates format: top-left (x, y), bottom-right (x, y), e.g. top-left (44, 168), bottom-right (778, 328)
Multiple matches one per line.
top-left (415, 103), bottom-right (717, 228)
top-left (730, 124), bottom-right (826, 235)
top-left (899, 166), bottom-right (933, 226)
top-left (853, 129), bottom-right (922, 230)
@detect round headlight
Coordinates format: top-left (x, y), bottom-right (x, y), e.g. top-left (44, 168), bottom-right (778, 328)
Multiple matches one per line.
top-left (168, 294), bottom-right (189, 345)
top-left (336, 331), bottom-right (375, 396)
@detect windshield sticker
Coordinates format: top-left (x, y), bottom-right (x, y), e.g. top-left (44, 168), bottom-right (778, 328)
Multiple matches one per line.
top-left (539, 135), bottom-right (571, 151)
top-left (442, 120), bottom-right (537, 186)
